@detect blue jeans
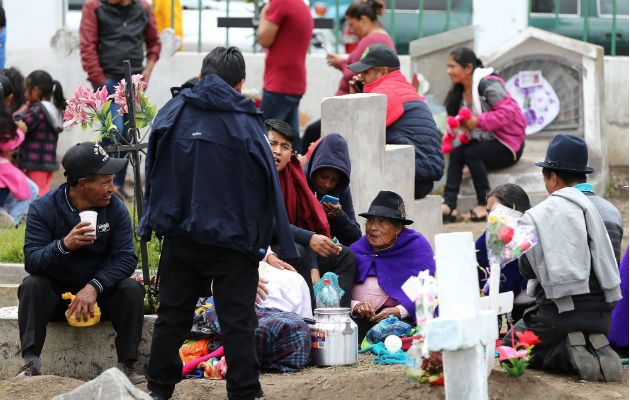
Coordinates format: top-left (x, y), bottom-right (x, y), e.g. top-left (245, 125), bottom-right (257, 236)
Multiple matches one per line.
top-left (260, 89), bottom-right (303, 152)
top-left (95, 78), bottom-right (130, 188)
top-left (3, 177), bottom-right (38, 225)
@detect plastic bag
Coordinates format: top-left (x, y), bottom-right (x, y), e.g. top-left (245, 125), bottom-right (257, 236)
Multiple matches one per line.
top-left (414, 270), bottom-right (438, 357)
top-left (180, 339), bottom-right (210, 364)
top-left (484, 204), bottom-right (538, 294)
top-left (486, 204), bottom-right (538, 267)
top-left (366, 315), bottom-right (412, 344)
top-left (189, 297), bottom-right (222, 339)
top-left (313, 272), bottom-right (344, 301)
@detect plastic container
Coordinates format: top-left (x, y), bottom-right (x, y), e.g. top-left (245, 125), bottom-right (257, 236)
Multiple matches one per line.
top-left (61, 292), bottom-right (101, 327)
top-left (316, 278), bottom-right (340, 308)
top-left (405, 339), bottom-right (423, 383)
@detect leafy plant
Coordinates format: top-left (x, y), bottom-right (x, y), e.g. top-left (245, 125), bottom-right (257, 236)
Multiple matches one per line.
top-left (497, 329), bottom-right (541, 377)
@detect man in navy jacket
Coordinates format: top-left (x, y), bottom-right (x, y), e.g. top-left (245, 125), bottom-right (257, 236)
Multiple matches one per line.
top-left (140, 47), bottom-right (296, 400)
top-left (17, 142), bottom-right (145, 383)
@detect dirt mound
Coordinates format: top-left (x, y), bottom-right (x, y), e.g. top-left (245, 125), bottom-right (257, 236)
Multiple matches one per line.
top-left (0, 355), bottom-right (627, 400)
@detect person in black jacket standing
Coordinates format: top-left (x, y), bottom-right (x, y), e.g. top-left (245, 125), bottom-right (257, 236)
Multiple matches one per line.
top-left (16, 142), bottom-right (145, 383)
top-left (140, 47), bottom-right (297, 400)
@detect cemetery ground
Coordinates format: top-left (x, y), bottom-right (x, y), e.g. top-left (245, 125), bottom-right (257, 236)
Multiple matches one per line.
top-left (0, 168), bottom-right (627, 399)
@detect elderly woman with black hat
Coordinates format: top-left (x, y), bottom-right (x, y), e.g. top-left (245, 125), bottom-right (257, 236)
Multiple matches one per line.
top-left (349, 191), bottom-right (435, 341)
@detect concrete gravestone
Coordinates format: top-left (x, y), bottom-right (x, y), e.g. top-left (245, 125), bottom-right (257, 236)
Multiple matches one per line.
top-left (319, 93), bottom-right (442, 248)
top-left (426, 232), bottom-right (498, 400)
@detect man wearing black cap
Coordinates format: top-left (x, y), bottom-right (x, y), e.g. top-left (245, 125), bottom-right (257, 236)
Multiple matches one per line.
top-left (16, 142), bottom-right (145, 383)
top-left (500, 134), bottom-right (622, 382)
top-left (347, 43), bottom-right (444, 199)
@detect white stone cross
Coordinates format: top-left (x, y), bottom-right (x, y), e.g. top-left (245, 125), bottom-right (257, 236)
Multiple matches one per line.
top-left (426, 232), bottom-right (498, 400)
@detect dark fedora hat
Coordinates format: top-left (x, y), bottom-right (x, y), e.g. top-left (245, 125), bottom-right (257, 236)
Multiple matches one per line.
top-left (535, 134), bottom-right (594, 174)
top-left (359, 190), bottom-right (413, 225)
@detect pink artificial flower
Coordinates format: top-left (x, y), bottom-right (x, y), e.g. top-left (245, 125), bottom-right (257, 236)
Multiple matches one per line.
top-left (497, 345), bottom-right (528, 361)
top-left (113, 74), bottom-right (146, 115)
top-left (93, 86), bottom-right (111, 111)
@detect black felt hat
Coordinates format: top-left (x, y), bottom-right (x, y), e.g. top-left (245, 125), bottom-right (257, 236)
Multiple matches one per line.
top-left (535, 134), bottom-right (594, 174)
top-left (359, 190), bottom-right (413, 225)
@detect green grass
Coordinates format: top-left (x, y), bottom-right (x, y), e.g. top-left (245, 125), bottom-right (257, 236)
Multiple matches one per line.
top-left (0, 203), bottom-right (161, 276)
top-left (0, 224), bottom-right (26, 263)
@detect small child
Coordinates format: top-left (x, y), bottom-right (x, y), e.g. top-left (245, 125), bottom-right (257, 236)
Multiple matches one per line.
top-left (0, 74), bottom-right (38, 227)
top-left (14, 70), bottom-right (66, 196)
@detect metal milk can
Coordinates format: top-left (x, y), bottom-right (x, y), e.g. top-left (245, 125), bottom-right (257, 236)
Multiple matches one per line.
top-left (310, 307), bottom-right (358, 366)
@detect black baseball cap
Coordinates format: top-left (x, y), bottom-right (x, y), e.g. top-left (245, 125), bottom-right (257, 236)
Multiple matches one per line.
top-left (62, 142), bottom-right (127, 180)
top-left (348, 43), bottom-right (400, 73)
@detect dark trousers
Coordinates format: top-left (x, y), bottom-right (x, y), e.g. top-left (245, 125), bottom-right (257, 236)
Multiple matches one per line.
top-left (261, 89), bottom-right (303, 152)
top-left (18, 275), bottom-right (145, 362)
top-left (414, 180), bottom-right (434, 199)
top-left (275, 242), bottom-right (357, 310)
top-left (501, 303), bottom-right (612, 373)
top-left (145, 237), bottom-right (261, 400)
top-left (443, 139), bottom-right (523, 209)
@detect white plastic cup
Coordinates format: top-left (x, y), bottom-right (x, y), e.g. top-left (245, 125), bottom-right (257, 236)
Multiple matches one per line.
top-left (384, 335), bottom-right (403, 354)
top-left (79, 211), bottom-right (98, 236)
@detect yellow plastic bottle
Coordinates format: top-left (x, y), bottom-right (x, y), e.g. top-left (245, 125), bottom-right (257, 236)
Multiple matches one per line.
top-left (61, 292), bottom-right (101, 327)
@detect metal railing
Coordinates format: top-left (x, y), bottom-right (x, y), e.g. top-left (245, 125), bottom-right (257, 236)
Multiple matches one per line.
top-left (528, 0), bottom-right (621, 56)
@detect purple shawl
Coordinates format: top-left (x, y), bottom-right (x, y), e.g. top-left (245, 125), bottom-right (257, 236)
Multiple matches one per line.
top-left (349, 228), bottom-right (435, 322)
top-left (608, 246), bottom-right (629, 347)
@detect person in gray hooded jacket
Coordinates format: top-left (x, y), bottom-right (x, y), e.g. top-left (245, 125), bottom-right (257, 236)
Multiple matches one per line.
top-left (501, 134), bottom-right (622, 383)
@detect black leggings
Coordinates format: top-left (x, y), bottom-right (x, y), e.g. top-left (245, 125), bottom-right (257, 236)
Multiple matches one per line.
top-left (443, 139), bottom-right (523, 209)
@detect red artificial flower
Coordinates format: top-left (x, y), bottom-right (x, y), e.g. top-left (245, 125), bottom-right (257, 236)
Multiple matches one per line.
top-left (516, 330), bottom-right (541, 348)
top-left (497, 226), bottom-right (514, 243)
top-left (520, 241), bottom-right (531, 251)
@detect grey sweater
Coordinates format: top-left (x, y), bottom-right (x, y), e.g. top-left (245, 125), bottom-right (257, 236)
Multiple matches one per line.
top-left (521, 187), bottom-right (621, 313)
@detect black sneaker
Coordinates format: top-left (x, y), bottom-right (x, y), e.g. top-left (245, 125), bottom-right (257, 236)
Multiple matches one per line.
top-left (15, 361), bottom-right (41, 378)
top-left (588, 333), bottom-right (623, 382)
top-left (117, 361), bottom-right (147, 385)
top-left (145, 390), bottom-right (170, 400)
top-left (566, 331), bottom-right (601, 381)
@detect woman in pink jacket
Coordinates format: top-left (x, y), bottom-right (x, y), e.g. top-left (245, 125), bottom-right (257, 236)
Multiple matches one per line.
top-left (441, 47), bottom-right (526, 223)
top-left (0, 75), bottom-right (38, 228)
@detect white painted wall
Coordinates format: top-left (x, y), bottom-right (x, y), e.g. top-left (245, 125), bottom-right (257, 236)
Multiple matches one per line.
top-left (472, 0), bottom-right (528, 56)
top-left (4, 0), bottom-right (64, 50)
top-left (603, 56), bottom-right (629, 166)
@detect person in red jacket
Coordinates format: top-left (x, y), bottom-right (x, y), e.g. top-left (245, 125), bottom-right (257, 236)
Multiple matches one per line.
top-left (257, 0), bottom-right (313, 152)
top-left (348, 43), bottom-right (444, 199)
top-left (79, 0), bottom-right (161, 197)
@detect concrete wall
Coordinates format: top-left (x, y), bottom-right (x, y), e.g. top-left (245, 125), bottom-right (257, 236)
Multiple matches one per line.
top-left (472, 0), bottom-right (528, 56)
top-left (4, 48), bottom-right (411, 159)
top-left (409, 26), bottom-right (475, 111)
top-left (603, 56), bottom-right (629, 166)
top-left (4, 0), bottom-right (64, 50)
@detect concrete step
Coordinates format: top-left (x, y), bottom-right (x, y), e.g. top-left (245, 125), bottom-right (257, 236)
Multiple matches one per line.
top-left (0, 284), bottom-right (18, 308)
top-left (0, 263), bottom-right (28, 285)
top-left (0, 306), bottom-right (156, 380)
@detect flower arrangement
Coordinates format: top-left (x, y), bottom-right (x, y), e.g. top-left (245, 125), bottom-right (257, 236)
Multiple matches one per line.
top-left (497, 330), bottom-right (541, 377)
top-left (420, 351), bottom-right (444, 385)
top-left (63, 74), bottom-right (156, 142)
top-left (132, 273), bottom-right (159, 314)
top-left (484, 204), bottom-right (538, 294)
